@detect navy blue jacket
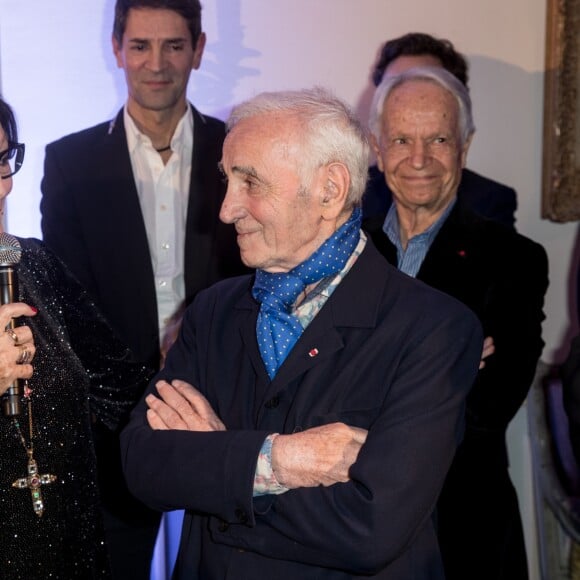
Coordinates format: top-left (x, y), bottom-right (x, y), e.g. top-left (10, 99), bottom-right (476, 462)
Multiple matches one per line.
top-left (122, 240), bottom-right (483, 579)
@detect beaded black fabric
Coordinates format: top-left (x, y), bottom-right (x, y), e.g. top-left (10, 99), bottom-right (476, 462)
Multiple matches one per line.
top-left (0, 238), bottom-right (152, 579)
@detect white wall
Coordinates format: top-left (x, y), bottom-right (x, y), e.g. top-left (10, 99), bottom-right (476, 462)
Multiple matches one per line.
top-left (1, 0), bottom-right (575, 360)
top-left (1, 1), bottom-right (576, 578)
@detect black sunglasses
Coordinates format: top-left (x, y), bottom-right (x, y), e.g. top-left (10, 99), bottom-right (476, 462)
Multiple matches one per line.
top-left (0, 142), bottom-right (25, 179)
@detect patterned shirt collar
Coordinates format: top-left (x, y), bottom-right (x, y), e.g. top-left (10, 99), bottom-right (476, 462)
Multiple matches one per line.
top-left (293, 230), bottom-right (367, 328)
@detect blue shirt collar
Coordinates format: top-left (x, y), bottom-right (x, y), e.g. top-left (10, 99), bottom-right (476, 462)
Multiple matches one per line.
top-left (382, 198), bottom-right (456, 277)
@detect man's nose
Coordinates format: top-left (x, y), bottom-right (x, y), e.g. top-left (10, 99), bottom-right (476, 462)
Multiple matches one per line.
top-left (409, 141), bottom-right (428, 169)
top-left (219, 186), bottom-right (245, 224)
top-left (147, 47), bottom-right (165, 71)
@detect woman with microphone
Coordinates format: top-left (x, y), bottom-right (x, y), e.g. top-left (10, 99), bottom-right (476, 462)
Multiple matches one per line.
top-left (0, 96), bottom-right (152, 579)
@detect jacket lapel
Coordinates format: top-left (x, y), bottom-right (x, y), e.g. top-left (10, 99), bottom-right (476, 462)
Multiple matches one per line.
top-left (87, 110), bottom-right (158, 330)
top-left (416, 203), bottom-right (477, 294)
top-left (184, 105), bottom-right (227, 298)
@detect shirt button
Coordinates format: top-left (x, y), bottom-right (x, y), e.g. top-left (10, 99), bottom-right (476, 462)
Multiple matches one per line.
top-left (161, 243), bottom-right (170, 250)
top-left (265, 396), bottom-right (280, 409)
top-left (158, 280), bottom-right (167, 287)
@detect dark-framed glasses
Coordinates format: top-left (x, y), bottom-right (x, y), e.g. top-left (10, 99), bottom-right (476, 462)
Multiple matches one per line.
top-left (0, 142), bottom-right (25, 180)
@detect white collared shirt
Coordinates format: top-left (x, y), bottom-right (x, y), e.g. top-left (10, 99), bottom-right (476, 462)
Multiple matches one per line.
top-left (124, 106), bottom-right (193, 341)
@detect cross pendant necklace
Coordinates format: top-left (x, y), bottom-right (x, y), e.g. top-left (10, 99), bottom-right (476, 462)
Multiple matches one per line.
top-left (11, 383), bottom-right (57, 517)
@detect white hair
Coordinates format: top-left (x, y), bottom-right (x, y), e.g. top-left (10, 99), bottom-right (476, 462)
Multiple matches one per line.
top-left (227, 87), bottom-right (370, 206)
top-left (369, 66), bottom-right (476, 146)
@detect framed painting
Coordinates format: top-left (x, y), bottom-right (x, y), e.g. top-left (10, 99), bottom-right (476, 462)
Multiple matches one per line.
top-left (542, 0), bottom-right (580, 222)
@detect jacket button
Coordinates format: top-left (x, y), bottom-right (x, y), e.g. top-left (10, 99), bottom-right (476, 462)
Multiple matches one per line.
top-left (265, 396), bottom-right (280, 409)
top-left (218, 521), bottom-right (229, 532)
top-left (235, 508), bottom-right (248, 523)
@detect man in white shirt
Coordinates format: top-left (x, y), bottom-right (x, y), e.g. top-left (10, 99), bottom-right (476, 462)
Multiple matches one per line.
top-left (40, 1), bottom-right (246, 577)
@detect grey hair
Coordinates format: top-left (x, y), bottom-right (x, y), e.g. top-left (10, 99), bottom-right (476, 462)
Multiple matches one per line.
top-left (226, 87), bottom-right (370, 207)
top-left (369, 66), bottom-right (475, 146)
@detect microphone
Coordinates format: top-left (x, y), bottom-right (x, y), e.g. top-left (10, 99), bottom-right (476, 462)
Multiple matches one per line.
top-left (0, 233), bottom-right (23, 416)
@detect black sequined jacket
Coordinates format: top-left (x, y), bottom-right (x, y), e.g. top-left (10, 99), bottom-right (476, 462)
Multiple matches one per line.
top-left (0, 238), bottom-right (152, 579)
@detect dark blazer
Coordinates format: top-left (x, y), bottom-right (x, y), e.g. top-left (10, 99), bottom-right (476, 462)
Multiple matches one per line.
top-left (363, 164), bottom-right (518, 230)
top-left (40, 105), bottom-right (246, 372)
top-left (40, 105), bottom-right (247, 576)
top-left (121, 241), bottom-right (484, 580)
top-left (365, 202), bottom-right (548, 580)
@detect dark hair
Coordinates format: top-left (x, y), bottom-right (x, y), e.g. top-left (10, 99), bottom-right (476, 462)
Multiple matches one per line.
top-left (372, 32), bottom-right (469, 89)
top-left (113, 0), bottom-right (202, 45)
top-left (0, 97), bottom-right (18, 144)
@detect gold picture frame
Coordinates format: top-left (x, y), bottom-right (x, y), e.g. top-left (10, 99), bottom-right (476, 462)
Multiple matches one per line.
top-left (542, 0), bottom-right (580, 222)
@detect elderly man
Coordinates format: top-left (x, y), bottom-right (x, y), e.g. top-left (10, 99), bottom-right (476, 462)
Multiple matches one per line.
top-left (362, 32), bottom-right (517, 229)
top-left (364, 68), bottom-right (548, 580)
top-left (121, 87), bottom-right (483, 579)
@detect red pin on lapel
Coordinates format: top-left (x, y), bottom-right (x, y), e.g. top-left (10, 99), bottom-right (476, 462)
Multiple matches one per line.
top-left (308, 348), bottom-right (319, 358)
top-left (457, 249), bottom-right (467, 257)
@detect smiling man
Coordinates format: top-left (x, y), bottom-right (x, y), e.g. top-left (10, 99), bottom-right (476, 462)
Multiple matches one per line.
top-left (362, 33), bottom-right (517, 229)
top-left (40, 1), bottom-right (245, 577)
top-left (121, 87), bottom-right (484, 579)
top-left (364, 67), bottom-right (548, 580)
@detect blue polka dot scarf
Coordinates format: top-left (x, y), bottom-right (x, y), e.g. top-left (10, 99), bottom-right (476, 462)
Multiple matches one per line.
top-left (252, 207), bottom-right (362, 379)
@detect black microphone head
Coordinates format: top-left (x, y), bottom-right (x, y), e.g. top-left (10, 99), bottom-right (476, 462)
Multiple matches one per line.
top-left (0, 233), bottom-right (22, 266)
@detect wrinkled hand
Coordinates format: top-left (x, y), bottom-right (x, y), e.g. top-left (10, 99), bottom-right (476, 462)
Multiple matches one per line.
top-left (479, 336), bottom-right (495, 370)
top-left (0, 303), bottom-right (37, 395)
top-left (271, 422), bottom-right (368, 489)
top-left (146, 379), bottom-right (226, 431)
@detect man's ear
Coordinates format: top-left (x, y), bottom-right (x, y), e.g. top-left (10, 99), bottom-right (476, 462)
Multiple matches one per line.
top-left (460, 133), bottom-right (474, 168)
top-left (320, 162), bottom-right (350, 219)
top-left (192, 32), bottom-right (206, 70)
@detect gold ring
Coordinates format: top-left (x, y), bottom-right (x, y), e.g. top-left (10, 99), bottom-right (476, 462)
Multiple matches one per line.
top-left (5, 328), bottom-right (18, 344)
top-left (16, 344), bottom-right (31, 365)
